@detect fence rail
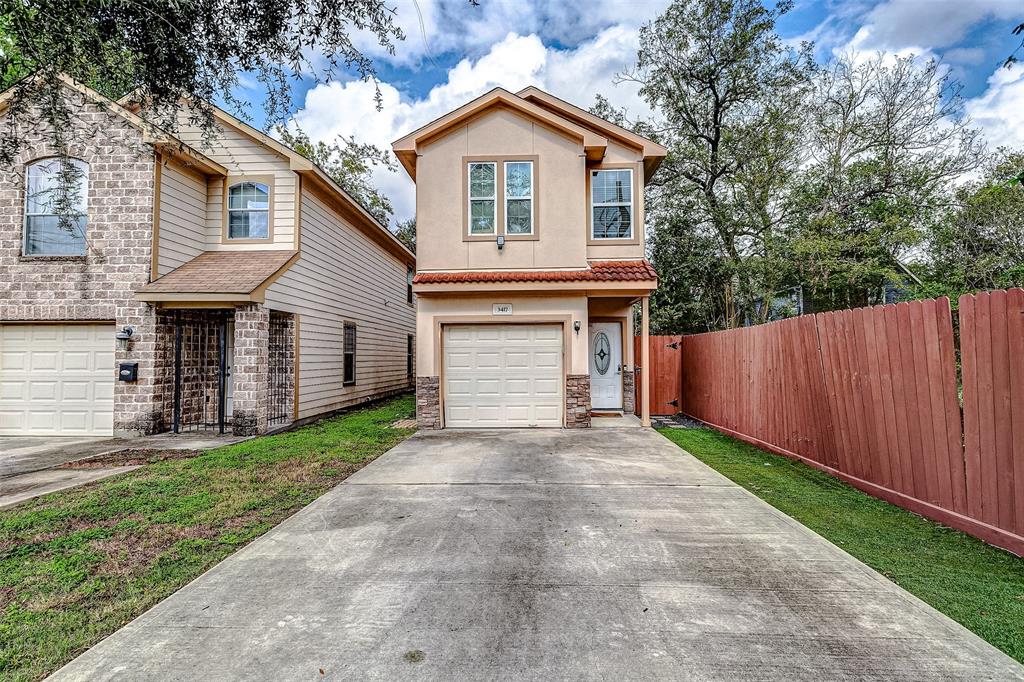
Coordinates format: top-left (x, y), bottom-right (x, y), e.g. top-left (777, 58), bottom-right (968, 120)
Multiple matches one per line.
top-left (672, 290), bottom-right (1024, 556)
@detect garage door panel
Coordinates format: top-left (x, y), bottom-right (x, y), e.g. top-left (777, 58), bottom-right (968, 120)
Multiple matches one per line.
top-left (0, 324), bottom-right (115, 436)
top-left (2, 352), bottom-right (26, 370)
top-left (444, 324), bottom-right (563, 428)
top-left (30, 381), bottom-right (58, 401)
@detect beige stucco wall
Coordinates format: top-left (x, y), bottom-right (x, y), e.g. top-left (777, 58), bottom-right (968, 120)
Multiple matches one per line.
top-left (415, 107), bottom-right (647, 272)
top-left (416, 294), bottom-right (590, 376)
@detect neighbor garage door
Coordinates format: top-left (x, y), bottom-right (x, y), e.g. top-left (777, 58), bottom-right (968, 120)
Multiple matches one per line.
top-left (0, 324), bottom-right (115, 436)
top-left (443, 324), bottom-right (563, 428)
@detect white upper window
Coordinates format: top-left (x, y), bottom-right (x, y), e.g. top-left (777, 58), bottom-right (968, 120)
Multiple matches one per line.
top-left (468, 162), bottom-right (497, 236)
top-left (227, 181), bottom-right (270, 239)
top-left (24, 158), bottom-right (89, 256)
top-left (504, 161), bottom-right (533, 235)
top-left (590, 168), bottom-right (633, 240)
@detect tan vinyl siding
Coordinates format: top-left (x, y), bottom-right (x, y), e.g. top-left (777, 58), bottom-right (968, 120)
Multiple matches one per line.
top-left (174, 118), bottom-right (296, 250)
top-left (157, 160), bottom-right (208, 276)
top-left (265, 188), bottom-right (415, 418)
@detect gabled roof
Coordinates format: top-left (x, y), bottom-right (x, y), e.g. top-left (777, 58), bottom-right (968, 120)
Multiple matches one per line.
top-left (0, 74), bottom-right (227, 177)
top-left (173, 102), bottom-right (414, 266)
top-left (392, 88), bottom-right (609, 181)
top-left (116, 87), bottom-right (414, 266)
top-left (135, 250), bottom-right (299, 303)
top-left (391, 86), bottom-right (667, 183)
top-left (516, 87), bottom-right (667, 182)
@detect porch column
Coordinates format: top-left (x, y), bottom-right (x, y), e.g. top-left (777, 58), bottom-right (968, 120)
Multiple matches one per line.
top-left (232, 303), bottom-right (270, 436)
top-left (641, 295), bottom-right (651, 427)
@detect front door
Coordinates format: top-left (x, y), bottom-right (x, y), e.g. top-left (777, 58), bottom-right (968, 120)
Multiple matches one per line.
top-left (589, 322), bottom-right (622, 410)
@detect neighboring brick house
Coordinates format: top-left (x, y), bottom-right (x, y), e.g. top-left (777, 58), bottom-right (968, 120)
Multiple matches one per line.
top-left (0, 75), bottom-right (415, 438)
top-left (393, 87), bottom-right (664, 429)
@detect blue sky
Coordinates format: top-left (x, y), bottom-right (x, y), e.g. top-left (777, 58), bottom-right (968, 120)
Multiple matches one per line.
top-left (244, 0), bottom-right (1024, 223)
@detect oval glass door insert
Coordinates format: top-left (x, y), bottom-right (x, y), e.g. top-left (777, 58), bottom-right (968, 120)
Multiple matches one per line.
top-left (594, 332), bottom-right (611, 375)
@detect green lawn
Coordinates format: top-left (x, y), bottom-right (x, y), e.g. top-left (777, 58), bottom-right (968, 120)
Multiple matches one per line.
top-left (0, 396), bottom-right (415, 682)
top-left (659, 427), bottom-right (1024, 663)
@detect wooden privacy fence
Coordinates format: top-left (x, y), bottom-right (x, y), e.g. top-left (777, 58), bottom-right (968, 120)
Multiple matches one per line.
top-left (675, 290), bottom-right (1024, 556)
top-left (633, 335), bottom-right (682, 416)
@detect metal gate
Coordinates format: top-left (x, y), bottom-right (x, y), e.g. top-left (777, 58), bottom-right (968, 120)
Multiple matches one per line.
top-left (267, 313), bottom-right (292, 427)
top-left (172, 311), bottom-right (229, 434)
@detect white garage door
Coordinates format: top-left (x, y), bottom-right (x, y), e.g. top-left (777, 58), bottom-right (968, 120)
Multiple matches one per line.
top-left (0, 324), bottom-right (115, 436)
top-left (444, 324), bottom-right (563, 428)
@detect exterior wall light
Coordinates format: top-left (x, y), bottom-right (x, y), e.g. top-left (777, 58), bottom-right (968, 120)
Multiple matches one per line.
top-left (573, 320), bottom-right (581, 335)
top-left (496, 235), bottom-right (505, 251)
top-left (115, 325), bottom-right (135, 352)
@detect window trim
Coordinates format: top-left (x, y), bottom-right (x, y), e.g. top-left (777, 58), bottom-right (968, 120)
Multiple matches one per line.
top-left (22, 157), bottom-right (90, 257)
top-left (462, 155), bottom-right (539, 242)
top-left (587, 164), bottom-right (641, 245)
top-left (221, 175), bottom-right (275, 244)
top-left (503, 160), bottom-right (534, 237)
top-left (407, 334), bottom-right (414, 378)
top-left (343, 321), bottom-right (357, 387)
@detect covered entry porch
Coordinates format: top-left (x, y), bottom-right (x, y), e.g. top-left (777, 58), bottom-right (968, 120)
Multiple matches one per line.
top-left (137, 250), bottom-right (300, 436)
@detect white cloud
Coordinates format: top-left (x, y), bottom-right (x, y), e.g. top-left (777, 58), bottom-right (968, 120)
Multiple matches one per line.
top-left (966, 66), bottom-right (1024, 150)
top-left (293, 29), bottom-right (652, 223)
top-left (353, 0), bottom-right (669, 68)
top-left (854, 0), bottom-right (1017, 52)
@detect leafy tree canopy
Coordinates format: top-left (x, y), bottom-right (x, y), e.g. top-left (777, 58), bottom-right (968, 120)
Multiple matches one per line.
top-left (276, 126), bottom-right (397, 226)
top-left (0, 0), bottom-right (403, 162)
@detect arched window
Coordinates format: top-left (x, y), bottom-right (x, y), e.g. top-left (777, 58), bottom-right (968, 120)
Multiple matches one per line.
top-left (227, 181), bottom-right (270, 240)
top-left (24, 158), bottom-right (89, 256)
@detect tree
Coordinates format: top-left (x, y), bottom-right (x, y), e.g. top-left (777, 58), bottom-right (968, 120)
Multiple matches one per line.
top-left (618, 0), bottom-right (814, 329)
top-left (0, 0), bottom-right (405, 162)
top-left (919, 150), bottom-right (1024, 300)
top-left (790, 54), bottom-right (983, 310)
top-left (393, 217), bottom-right (416, 253)
top-left (276, 126), bottom-right (397, 225)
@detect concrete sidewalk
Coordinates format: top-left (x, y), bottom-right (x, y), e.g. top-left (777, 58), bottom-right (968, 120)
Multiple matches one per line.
top-left (51, 428), bottom-right (1024, 681)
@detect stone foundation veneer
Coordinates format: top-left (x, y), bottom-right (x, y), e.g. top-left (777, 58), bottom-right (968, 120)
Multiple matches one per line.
top-left (565, 374), bottom-right (591, 428)
top-left (416, 376), bottom-right (441, 429)
top-left (622, 369), bottom-right (635, 415)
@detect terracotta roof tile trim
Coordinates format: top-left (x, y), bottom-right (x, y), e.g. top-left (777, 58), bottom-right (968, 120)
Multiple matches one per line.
top-left (413, 260), bottom-right (657, 284)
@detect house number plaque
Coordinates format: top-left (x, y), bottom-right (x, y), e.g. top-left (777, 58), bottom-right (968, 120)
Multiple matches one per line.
top-left (492, 303), bottom-right (513, 315)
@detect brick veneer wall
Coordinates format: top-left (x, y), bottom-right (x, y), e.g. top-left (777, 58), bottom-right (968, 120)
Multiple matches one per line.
top-left (565, 374), bottom-right (591, 428)
top-left (232, 303), bottom-right (269, 435)
top-left (416, 376), bottom-right (441, 429)
top-left (0, 87), bottom-right (162, 435)
top-left (623, 369), bottom-right (635, 415)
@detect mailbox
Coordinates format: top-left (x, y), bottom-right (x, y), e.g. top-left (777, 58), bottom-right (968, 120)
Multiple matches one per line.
top-left (118, 363), bottom-right (138, 382)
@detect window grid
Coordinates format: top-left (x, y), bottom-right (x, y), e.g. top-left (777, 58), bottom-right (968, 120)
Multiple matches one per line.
top-left (343, 322), bottom-right (357, 386)
top-left (23, 158), bottom-right (89, 256)
top-left (227, 181), bottom-right (270, 240)
top-left (504, 161), bottom-right (533, 236)
top-left (467, 162), bottom-right (497, 236)
top-left (590, 169), bottom-right (634, 240)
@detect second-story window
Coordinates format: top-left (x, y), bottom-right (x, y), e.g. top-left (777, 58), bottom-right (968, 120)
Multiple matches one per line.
top-left (468, 162), bottom-right (496, 236)
top-left (24, 158), bottom-right (89, 256)
top-left (591, 169), bottom-right (633, 240)
top-left (227, 181), bottom-right (270, 240)
top-left (504, 161), bottom-right (533, 235)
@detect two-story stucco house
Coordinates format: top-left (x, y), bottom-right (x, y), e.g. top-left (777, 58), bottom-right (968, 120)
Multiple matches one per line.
top-left (393, 87), bottom-right (665, 429)
top-left (0, 75), bottom-right (415, 438)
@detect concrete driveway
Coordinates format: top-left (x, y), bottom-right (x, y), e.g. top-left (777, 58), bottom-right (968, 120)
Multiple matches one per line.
top-left (52, 428), bottom-right (1023, 681)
